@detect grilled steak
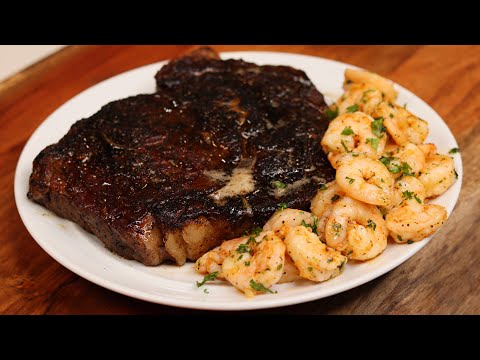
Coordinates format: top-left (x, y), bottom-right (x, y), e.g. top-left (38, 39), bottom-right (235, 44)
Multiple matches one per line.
top-left (28, 47), bottom-right (335, 266)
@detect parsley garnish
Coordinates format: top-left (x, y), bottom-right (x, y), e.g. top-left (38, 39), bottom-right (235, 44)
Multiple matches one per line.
top-left (331, 194), bottom-right (341, 203)
top-left (204, 288), bottom-right (209, 294)
top-left (402, 190), bottom-right (414, 200)
top-left (399, 162), bottom-right (414, 177)
top-left (341, 126), bottom-right (354, 136)
top-left (301, 218), bottom-right (318, 235)
top-left (414, 194), bottom-right (422, 203)
top-left (454, 169), bottom-right (458, 179)
top-left (250, 279), bottom-right (276, 294)
top-left (327, 258), bottom-right (333, 263)
top-left (449, 147), bottom-right (460, 154)
top-left (332, 222), bottom-right (342, 236)
top-left (407, 240), bottom-right (414, 244)
top-left (236, 243), bottom-right (253, 254)
top-left (244, 261), bottom-right (251, 266)
top-left (341, 139), bottom-right (350, 153)
top-left (326, 107), bottom-right (339, 120)
top-left (273, 180), bottom-right (287, 189)
top-left (277, 264), bottom-right (283, 270)
top-left (308, 266), bottom-right (313, 272)
top-left (371, 117), bottom-right (386, 137)
top-left (366, 137), bottom-right (380, 151)
top-left (196, 272), bottom-right (219, 287)
top-left (346, 176), bottom-right (355, 184)
top-left (366, 219), bottom-right (377, 231)
top-left (397, 235), bottom-right (403, 242)
top-left (389, 113), bottom-right (394, 118)
top-left (346, 104), bottom-right (359, 113)
top-left (277, 202), bottom-right (287, 211)
top-left (319, 184), bottom-right (327, 191)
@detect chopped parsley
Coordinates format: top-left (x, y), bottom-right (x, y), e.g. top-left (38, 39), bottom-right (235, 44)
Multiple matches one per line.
top-left (244, 261), bottom-right (251, 266)
top-left (236, 243), bottom-right (253, 255)
top-left (454, 169), bottom-right (458, 179)
top-left (414, 194), bottom-right (422, 204)
top-left (308, 266), bottom-right (313, 272)
top-left (407, 240), bottom-right (414, 244)
top-left (319, 184), bottom-right (327, 191)
top-left (403, 103), bottom-right (408, 109)
top-left (250, 279), bottom-right (276, 294)
top-left (346, 176), bottom-right (355, 184)
top-left (341, 126), bottom-right (354, 136)
top-left (402, 190), bottom-right (414, 200)
top-left (332, 222), bottom-right (342, 236)
top-left (341, 140), bottom-right (351, 153)
top-left (389, 113), bottom-right (394, 118)
top-left (366, 137), bottom-right (380, 151)
top-left (346, 104), bottom-right (359, 113)
top-left (449, 147), bottom-right (460, 154)
top-left (331, 194), bottom-right (341, 203)
top-left (204, 288), bottom-right (209, 294)
top-left (397, 235), bottom-right (403, 242)
top-left (366, 219), bottom-right (377, 231)
top-left (196, 272), bottom-right (219, 287)
top-left (381, 157), bottom-right (414, 177)
top-left (273, 180), bottom-right (287, 189)
top-left (326, 107), bottom-right (339, 120)
top-left (301, 217), bottom-right (318, 235)
top-left (371, 117), bottom-right (386, 137)
top-left (277, 264), bottom-right (283, 270)
top-left (277, 202), bottom-right (287, 211)
top-left (399, 162), bottom-right (415, 177)
top-left (251, 227), bottom-right (262, 236)
top-left (327, 258), bottom-right (333, 263)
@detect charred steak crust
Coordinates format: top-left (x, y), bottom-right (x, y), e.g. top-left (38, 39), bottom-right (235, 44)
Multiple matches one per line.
top-left (28, 47), bottom-right (335, 266)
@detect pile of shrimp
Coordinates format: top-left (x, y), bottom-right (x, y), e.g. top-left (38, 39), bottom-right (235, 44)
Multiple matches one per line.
top-left (195, 69), bottom-right (458, 298)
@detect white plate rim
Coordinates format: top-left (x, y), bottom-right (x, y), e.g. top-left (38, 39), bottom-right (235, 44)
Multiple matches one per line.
top-left (14, 51), bottom-right (463, 311)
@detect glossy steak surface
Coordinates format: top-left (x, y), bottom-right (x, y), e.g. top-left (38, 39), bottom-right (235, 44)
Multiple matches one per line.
top-left (28, 47), bottom-right (335, 265)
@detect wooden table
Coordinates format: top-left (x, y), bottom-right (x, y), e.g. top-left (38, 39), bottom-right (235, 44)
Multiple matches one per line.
top-left (1, 45), bottom-right (478, 315)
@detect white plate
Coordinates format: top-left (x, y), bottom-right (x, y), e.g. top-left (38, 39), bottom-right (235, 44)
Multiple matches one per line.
top-left (14, 51), bottom-right (463, 310)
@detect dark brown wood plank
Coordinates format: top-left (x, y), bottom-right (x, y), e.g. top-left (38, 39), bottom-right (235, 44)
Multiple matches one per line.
top-left (0, 45), bottom-right (478, 314)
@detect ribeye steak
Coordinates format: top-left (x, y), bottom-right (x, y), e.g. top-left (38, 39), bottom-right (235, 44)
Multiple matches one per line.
top-left (28, 47), bottom-right (335, 265)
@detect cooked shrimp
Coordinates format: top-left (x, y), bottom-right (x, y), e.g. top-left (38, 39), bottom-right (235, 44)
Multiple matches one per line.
top-left (384, 176), bottom-right (426, 212)
top-left (382, 142), bottom-right (426, 178)
top-left (325, 197), bottom-right (388, 260)
top-left (372, 102), bottom-right (428, 145)
top-left (284, 226), bottom-right (347, 282)
top-left (222, 232), bottom-right (285, 297)
top-left (418, 143), bottom-right (437, 160)
top-left (336, 154), bottom-right (394, 206)
top-left (195, 236), bottom-right (247, 277)
top-left (321, 112), bottom-right (386, 167)
top-left (263, 208), bottom-right (318, 238)
top-left (277, 254), bottom-right (303, 284)
top-left (418, 154), bottom-right (456, 198)
top-left (310, 181), bottom-right (345, 218)
top-left (310, 181), bottom-right (346, 241)
top-left (195, 231), bottom-right (268, 277)
top-left (344, 68), bottom-right (398, 101)
top-left (336, 83), bottom-right (384, 115)
top-left (386, 200), bottom-right (447, 242)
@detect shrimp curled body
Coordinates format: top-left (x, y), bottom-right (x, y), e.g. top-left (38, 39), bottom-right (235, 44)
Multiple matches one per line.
top-left (325, 197), bottom-right (388, 260)
top-left (336, 155), bottom-right (394, 206)
top-left (284, 226), bottom-right (347, 282)
top-left (222, 232), bottom-right (285, 297)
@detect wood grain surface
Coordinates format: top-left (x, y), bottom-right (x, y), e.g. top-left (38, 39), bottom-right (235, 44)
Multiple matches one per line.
top-left (1, 45), bottom-right (478, 315)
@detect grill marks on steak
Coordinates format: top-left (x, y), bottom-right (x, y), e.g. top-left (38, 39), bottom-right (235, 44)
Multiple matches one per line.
top-left (28, 47), bottom-right (335, 266)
